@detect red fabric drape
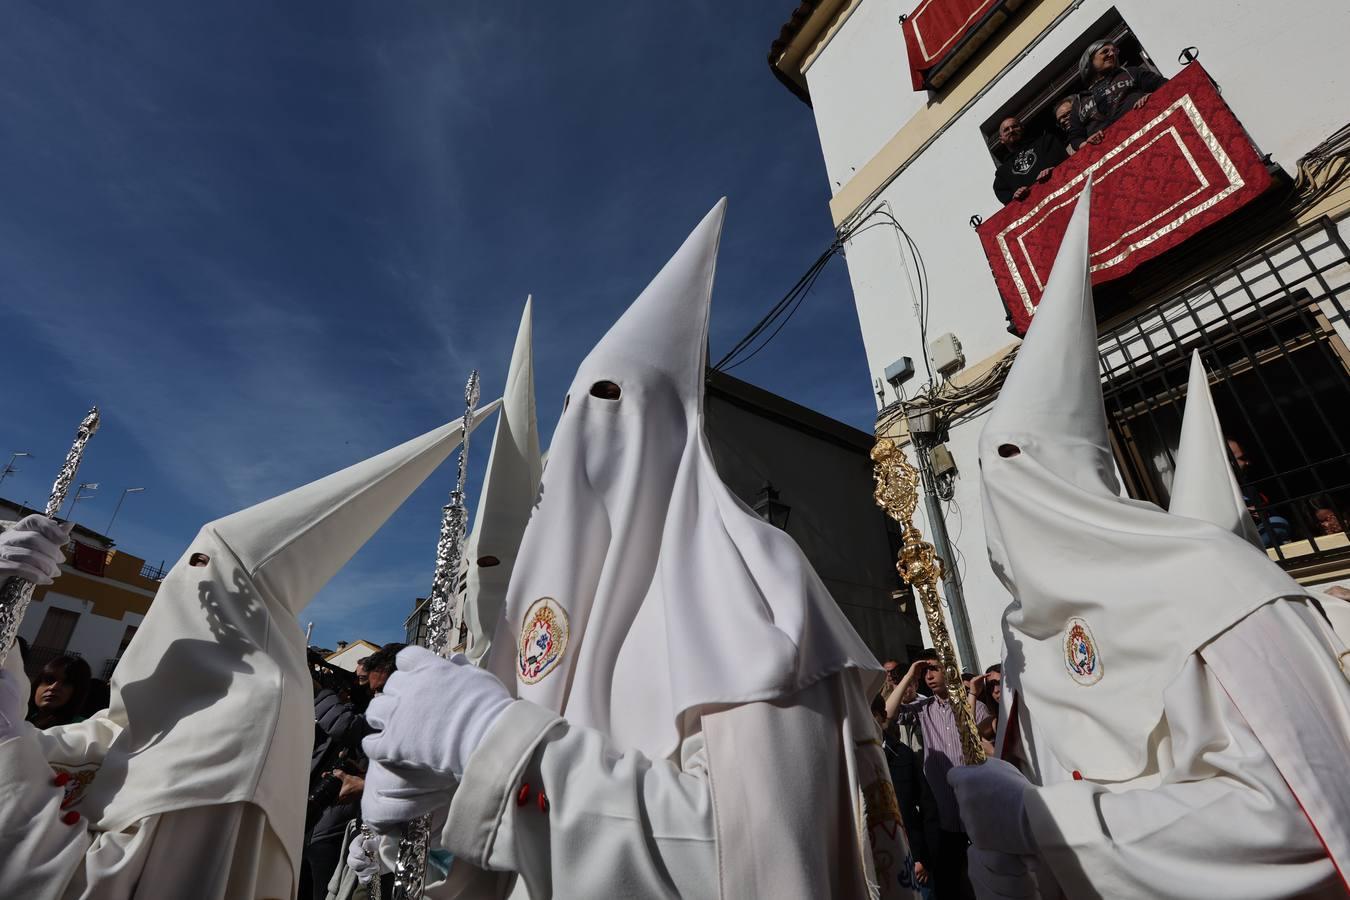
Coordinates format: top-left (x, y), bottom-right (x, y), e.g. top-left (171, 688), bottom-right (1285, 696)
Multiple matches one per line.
top-left (902, 0), bottom-right (1002, 90)
top-left (977, 63), bottom-right (1272, 336)
top-left (71, 541), bottom-right (107, 577)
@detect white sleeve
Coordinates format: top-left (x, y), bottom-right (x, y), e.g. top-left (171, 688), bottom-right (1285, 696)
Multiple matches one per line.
top-left (442, 700), bottom-right (716, 900)
top-left (0, 729), bottom-right (88, 900)
top-left (1022, 651), bottom-right (1340, 900)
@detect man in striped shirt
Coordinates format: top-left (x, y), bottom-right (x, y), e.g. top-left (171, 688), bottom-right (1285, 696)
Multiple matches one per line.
top-left (885, 650), bottom-right (992, 900)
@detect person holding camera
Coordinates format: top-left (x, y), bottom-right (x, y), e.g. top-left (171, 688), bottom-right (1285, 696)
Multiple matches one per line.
top-left (302, 662), bottom-right (371, 900)
top-left (884, 651), bottom-right (990, 900)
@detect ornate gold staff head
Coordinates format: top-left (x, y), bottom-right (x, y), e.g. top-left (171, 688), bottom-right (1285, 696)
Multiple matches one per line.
top-left (872, 436), bottom-right (986, 765)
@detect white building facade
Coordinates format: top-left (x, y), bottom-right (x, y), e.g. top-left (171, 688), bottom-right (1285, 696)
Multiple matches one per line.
top-left (3, 499), bottom-right (162, 681)
top-left (772, 0), bottom-right (1350, 668)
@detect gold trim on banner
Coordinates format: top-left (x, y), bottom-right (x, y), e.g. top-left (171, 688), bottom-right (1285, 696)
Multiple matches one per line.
top-left (995, 92), bottom-right (1248, 317)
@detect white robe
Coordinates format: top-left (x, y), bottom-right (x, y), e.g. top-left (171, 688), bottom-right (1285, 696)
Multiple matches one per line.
top-left (0, 725), bottom-right (291, 900)
top-left (1011, 598), bottom-right (1348, 899)
top-left (434, 670), bottom-right (916, 899)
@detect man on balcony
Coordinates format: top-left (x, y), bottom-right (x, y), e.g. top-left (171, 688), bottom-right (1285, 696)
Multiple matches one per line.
top-left (1066, 40), bottom-right (1167, 151)
top-left (992, 116), bottom-right (1067, 204)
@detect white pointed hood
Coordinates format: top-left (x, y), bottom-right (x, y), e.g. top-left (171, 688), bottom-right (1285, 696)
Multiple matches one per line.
top-left (485, 199), bottom-right (880, 759)
top-left (463, 298), bottom-right (543, 665)
top-left (980, 187), bottom-right (1305, 781)
top-left (1168, 351), bottom-right (1262, 547)
top-left (39, 407), bottom-right (497, 875)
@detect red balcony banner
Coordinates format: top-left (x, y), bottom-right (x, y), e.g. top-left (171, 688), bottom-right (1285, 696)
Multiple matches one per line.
top-left (72, 541), bottom-right (107, 577)
top-left (902, 0), bottom-right (1022, 91)
top-left (977, 63), bottom-right (1272, 336)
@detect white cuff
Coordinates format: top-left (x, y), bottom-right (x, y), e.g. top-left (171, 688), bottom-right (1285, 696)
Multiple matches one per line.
top-left (442, 700), bottom-right (563, 866)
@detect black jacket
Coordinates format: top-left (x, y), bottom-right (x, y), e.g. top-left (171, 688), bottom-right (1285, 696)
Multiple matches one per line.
top-left (993, 131), bottom-right (1068, 203)
top-left (1067, 65), bottom-right (1167, 148)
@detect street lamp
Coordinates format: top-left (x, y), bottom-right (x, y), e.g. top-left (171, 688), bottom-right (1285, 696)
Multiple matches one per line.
top-left (65, 482), bottom-right (99, 521)
top-left (105, 487), bottom-right (145, 537)
top-left (0, 451), bottom-right (32, 490)
top-left (752, 480), bottom-right (792, 530)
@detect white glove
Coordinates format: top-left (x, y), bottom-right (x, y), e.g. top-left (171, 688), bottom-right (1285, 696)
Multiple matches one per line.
top-left (0, 515), bottom-right (72, 585)
top-left (346, 828), bottom-right (382, 885)
top-left (359, 755), bottom-right (454, 833)
top-left (363, 646), bottom-right (512, 777)
top-left (1, 644), bottom-right (31, 741)
top-left (947, 758), bottom-right (1035, 855)
top-left (360, 646), bottom-right (512, 830)
top-left (967, 847), bottom-right (1038, 899)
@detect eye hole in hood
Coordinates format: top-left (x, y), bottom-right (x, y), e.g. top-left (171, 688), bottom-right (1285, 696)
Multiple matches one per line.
top-left (589, 380), bottom-right (622, 400)
top-left (189, 552), bottom-right (211, 567)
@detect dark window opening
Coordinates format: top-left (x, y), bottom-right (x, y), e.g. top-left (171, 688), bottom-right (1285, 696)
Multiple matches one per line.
top-left (1098, 220), bottom-right (1350, 567)
top-left (979, 9), bottom-right (1162, 165)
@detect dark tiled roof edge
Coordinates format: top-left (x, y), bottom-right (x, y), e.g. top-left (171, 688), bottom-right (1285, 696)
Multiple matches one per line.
top-left (767, 0), bottom-right (823, 107)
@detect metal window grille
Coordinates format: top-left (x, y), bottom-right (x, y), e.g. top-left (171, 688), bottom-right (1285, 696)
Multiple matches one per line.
top-left (1097, 218), bottom-right (1350, 571)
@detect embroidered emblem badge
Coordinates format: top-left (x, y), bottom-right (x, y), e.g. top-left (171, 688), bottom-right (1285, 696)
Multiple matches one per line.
top-left (1063, 617), bottom-right (1103, 686)
top-left (51, 764), bottom-right (99, 811)
top-left (861, 750), bottom-right (916, 898)
top-left (518, 596), bottom-right (569, 685)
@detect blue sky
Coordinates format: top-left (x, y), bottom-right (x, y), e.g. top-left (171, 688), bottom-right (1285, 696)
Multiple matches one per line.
top-left (1, 1), bottom-right (877, 649)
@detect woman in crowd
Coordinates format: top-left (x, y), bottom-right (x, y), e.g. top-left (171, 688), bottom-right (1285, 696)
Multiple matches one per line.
top-left (26, 654), bottom-right (92, 729)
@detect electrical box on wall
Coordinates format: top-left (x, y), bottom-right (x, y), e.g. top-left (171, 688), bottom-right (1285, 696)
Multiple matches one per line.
top-left (884, 356), bottom-right (915, 388)
top-left (930, 443), bottom-right (957, 478)
top-left (929, 332), bottom-right (965, 377)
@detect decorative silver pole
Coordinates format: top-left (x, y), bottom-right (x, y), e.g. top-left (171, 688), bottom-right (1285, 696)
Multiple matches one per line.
top-left (0, 407), bottom-right (100, 667)
top-left (386, 370), bottom-right (480, 900)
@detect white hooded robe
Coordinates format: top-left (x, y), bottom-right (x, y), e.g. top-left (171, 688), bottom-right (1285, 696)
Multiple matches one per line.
top-left (429, 200), bottom-right (918, 899)
top-left (0, 409), bottom-right (497, 900)
top-left (980, 188), bottom-right (1350, 899)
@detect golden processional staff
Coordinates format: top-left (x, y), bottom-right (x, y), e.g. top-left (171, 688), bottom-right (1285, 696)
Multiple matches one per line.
top-left (0, 407), bottom-right (100, 668)
top-left (872, 436), bottom-right (986, 766)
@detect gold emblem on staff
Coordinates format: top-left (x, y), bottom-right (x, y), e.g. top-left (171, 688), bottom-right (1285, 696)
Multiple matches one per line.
top-left (872, 437), bottom-right (986, 765)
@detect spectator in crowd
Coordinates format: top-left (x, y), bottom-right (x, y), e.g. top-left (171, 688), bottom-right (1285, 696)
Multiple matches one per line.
top-left (302, 664), bottom-right (371, 900)
top-left (1308, 498), bottom-right (1345, 536)
top-left (884, 650), bottom-right (991, 900)
top-left (992, 115), bottom-right (1067, 203)
top-left (1066, 40), bottom-right (1167, 151)
top-left (974, 665), bottom-right (1002, 747)
top-left (1228, 438), bottom-right (1292, 547)
top-left (25, 653), bottom-right (91, 729)
top-left (873, 694), bottom-right (939, 897)
top-left (362, 642), bottom-right (404, 695)
top-left (1054, 96), bottom-right (1081, 154)
top-left (881, 658), bottom-right (902, 699)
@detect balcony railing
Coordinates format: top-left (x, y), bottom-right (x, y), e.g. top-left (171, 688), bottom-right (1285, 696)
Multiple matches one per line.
top-left (977, 62), bottom-right (1275, 335)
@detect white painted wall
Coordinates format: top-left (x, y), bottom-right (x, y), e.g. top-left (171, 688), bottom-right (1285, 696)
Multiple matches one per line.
top-left (800, 0), bottom-right (1350, 665)
top-left (19, 589), bottom-right (145, 678)
top-left (326, 641), bottom-right (381, 672)
top-left (803, 0), bottom-right (925, 192)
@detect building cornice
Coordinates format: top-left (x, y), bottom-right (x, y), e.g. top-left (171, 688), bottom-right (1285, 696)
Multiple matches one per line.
top-left (768, 0), bottom-right (853, 106)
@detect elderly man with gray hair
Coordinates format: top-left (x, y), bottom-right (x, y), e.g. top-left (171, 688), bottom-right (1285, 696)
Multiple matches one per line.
top-left (1063, 40), bottom-right (1166, 151)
